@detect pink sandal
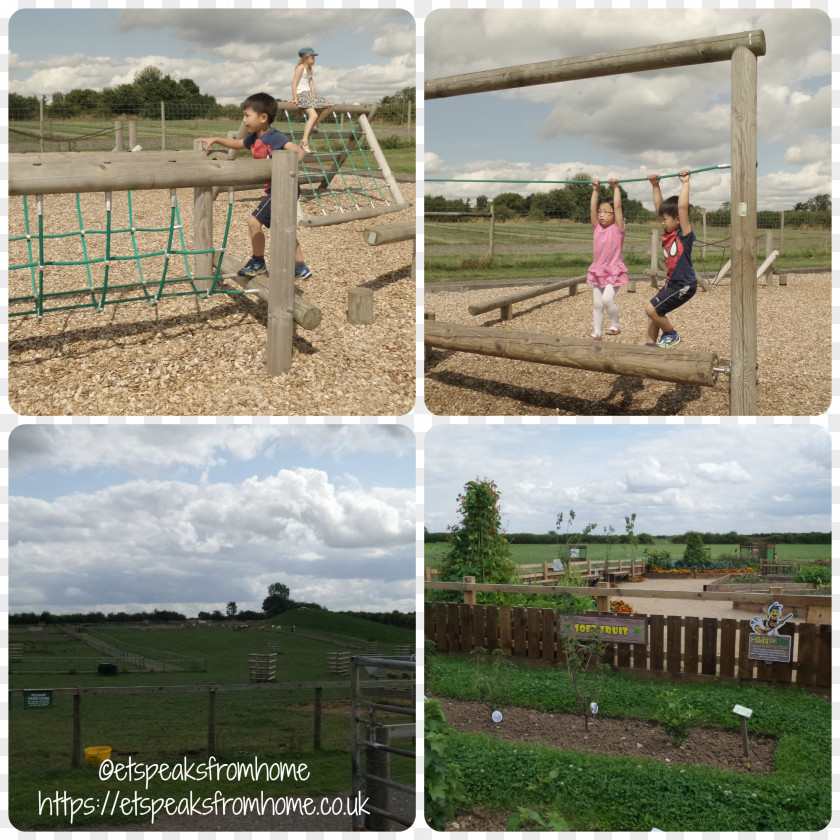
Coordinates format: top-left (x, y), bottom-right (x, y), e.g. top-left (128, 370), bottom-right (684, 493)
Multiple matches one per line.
top-left (605, 326), bottom-right (621, 335)
top-left (587, 334), bottom-right (602, 341)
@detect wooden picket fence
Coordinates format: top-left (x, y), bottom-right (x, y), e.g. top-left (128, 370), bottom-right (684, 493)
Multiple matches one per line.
top-left (424, 601), bottom-right (830, 690)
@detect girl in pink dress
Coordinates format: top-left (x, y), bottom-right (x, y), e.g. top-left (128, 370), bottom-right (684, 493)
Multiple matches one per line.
top-left (586, 178), bottom-right (628, 340)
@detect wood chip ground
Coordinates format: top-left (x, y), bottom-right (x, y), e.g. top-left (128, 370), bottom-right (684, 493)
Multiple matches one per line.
top-left (425, 273), bottom-right (829, 416)
top-left (9, 183), bottom-right (416, 416)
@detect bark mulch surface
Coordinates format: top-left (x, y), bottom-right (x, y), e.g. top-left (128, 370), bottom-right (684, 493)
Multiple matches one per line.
top-left (424, 272), bottom-right (829, 416)
top-left (438, 697), bottom-right (776, 772)
top-left (9, 182), bottom-right (415, 416)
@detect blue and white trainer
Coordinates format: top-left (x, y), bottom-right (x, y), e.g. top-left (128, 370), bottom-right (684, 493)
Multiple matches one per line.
top-left (295, 264), bottom-right (312, 280)
top-left (655, 331), bottom-right (681, 349)
top-left (238, 258), bottom-right (267, 278)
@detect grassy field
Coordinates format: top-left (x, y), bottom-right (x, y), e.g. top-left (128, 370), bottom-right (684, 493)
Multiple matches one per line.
top-left (427, 656), bottom-right (830, 831)
top-left (11, 117), bottom-right (416, 174)
top-left (424, 541), bottom-right (830, 568)
top-left (10, 609), bottom-right (414, 829)
top-left (424, 218), bottom-right (829, 283)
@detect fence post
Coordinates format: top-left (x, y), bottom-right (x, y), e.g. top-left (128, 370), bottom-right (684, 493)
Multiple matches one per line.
top-left (780, 210), bottom-right (785, 256)
top-left (596, 581), bottom-right (610, 614)
top-left (114, 120), bottom-right (123, 152)
top-left (129, 119), bottom-right (138, 150)
top-left (72, 691), bottom-right (81, 768)
top-left (267, 149), bottom-right (299, 375)
top-left (702, 210), bottom-right (707, 260)
top-left (40, 98), bottom-right (44, 153)
top-left (313, 685), bottom-right (323, 750)
top-left (463, 575), bottom-right (477, 606)
top-left (406, 98), bottom-right (412, 134)
top-left (160, 101), bottom-right (166, 150)
top-left (489, 203), bottom-right (496, 256)
top-left (365, 723), bottom-right (390, 830)
top-left (207, 688), bottom-right (217, 756)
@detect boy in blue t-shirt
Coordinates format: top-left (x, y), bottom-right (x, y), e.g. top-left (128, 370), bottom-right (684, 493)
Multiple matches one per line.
top-left (646, 170), bottom-right (698, 348)
top-left (197, 92), bottom-right (310, 280)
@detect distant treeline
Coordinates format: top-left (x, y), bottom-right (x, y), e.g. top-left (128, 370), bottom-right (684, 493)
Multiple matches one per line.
top-left (10, 609), bottom-right (187, 626)
top-left (337, 610), bottom-right (416, 630)
top-left (425, 531), bottom-right (830, 545)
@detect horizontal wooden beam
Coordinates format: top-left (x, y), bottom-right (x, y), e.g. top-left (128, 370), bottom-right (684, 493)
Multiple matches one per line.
top-left (10, 151), bottom-right (275, 195)
top-left (365, 222), bottom-right (416, 246)
top-left (425, 30), bottom-right (766, 99)
top-left (424, 580), bottom-right (831, 609)
top-left (275, 100), bottom-right (373, 116)
top-left (425, 321), bottom-right (720, 386)
top-left (299, 203), bottom-right (410, 228)
top-left (468, 275), bottom-right (587, 316)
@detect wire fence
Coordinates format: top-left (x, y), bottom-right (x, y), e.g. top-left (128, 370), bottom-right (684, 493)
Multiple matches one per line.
top-left (10, 100), bottom-right (414, 154)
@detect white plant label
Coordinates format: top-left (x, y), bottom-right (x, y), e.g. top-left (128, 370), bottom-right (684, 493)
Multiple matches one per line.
top-left (491, 710), bottom-right (503, 723)
top-left (590, 702), bottom-right (599, 715)
top-left (733, 704), bottom-right (753, 718)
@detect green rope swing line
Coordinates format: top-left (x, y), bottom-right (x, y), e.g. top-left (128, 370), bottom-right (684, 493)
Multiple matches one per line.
top-left (9, 187), bottom-right (236, 318)
top-left (425, 164), bottom-right (731, 185)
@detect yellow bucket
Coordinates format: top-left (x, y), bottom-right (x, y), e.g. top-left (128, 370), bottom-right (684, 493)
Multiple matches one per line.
top-left (84, 746), bottom-right (112, 766)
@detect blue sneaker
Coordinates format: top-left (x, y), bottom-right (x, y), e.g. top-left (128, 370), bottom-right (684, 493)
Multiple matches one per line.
top-left (655, 331), bottom-right (680, 349)
top-left (295, 264), bottom-right (312, 280)
top-left (238, 258), bottom-right (267, 278)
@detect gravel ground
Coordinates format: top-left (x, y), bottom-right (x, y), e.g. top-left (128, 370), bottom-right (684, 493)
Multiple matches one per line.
top-left (9, 181), bottom-right (415, 416)
top-left (425, 272), bottom-right (829, 416)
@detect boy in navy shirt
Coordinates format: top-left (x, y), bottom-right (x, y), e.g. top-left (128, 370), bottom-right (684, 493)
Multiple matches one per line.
top-left (197, 92), bottom-right (310, 280)
top-left (646, 170), bottom-right (698, 348)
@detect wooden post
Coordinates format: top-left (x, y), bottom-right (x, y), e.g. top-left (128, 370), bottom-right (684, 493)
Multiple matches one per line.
top-left (542, 561), bottom-right (549, 582)
top-left (406, 98), bottom-right (412, 133)
top-left (650, 228), bottom-right (659, 287)
top-left (313, 685), bottom-right (323, 750)
top-left (114, 120), bottom-right (123, 152)
top-left (424, 566), bottom-right (432, 582)
top-left (702, 210), bottom-right (707, 260)
top-left (348, 287), bottom-right (374, 325)
top-left (780, 210), bottom-right (785, 256)
top-left (365, 724), bottom-right (390, 830)
top-left (763, 231), bottom-right (773, 286)
top-left (72, 691), bottom-right (81, 768)
top-left (463, 576), bottom-right (477, 606)
top-left (39, 98), bottom-right (44, 153)
top-left (207, 688), bottom-right (217, 756)
top-left (730, 44), bottom-right (759, 416)
top-left (267, 149), bottom-right (298, 375)
top-left (469, 275), bottom-right (587, 316)
top-left (160, 101), bottom-right (166, 150)
top-left (192, 140), bottom-right (214, 292)
top-left (129, 119), bottom-right (138, 150)
top-left (489, 203), bottom-right (496, 256)
top-left (596, 581), bottom-right (610, 614)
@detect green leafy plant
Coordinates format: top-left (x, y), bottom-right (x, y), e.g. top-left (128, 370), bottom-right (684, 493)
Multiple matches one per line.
top-left (507, 766), bottom-right (571, 830)
top-left (793, 563), bottom-right (831, 588)
top-left (435, 479), bottom-right (519, 603)
top-left (557, 630), bottom-right (608, 732)
top-left (470, 647), bottom-right (517, 710)
top-left (659, 689), bottom-right (695, 745)
top-left (424, 699), bottom-right (465, 830)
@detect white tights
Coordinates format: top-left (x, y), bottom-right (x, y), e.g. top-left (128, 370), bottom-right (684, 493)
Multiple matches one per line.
top-left (592, 284), bottom-right (620, 335)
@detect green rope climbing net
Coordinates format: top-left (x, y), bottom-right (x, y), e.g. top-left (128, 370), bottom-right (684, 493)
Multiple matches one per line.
top-left (10, 188), bottom-right (239, 318)
top-left (279, 109), bottom-right (395, 216)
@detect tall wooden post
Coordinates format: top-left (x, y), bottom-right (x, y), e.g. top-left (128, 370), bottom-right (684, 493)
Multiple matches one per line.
top-left (489, 203), bottom-right (496, 256)
top-left (701, 210), bottom-right (707, 260)
top-left (267, 149), bottom-right (299, 375)
top-left (160, 101), bottom-right (166, 150)
top-left (39, 98), bottom-right (44, 153)
top-left (72, 691), bottom-right (81, 768)
top-left (193, 141), bottom-right (214, 292)
top-left (596, 581), bottom-right (610, 614)
top-left (114, 120), bottom-right (123, 152)
top-left (730, 45), bottom-right (758, 416)
top-left (313, 686), bottom-right (323, 750)
top-left (207, 688), bottom-right (217, 757)
top-left (129, 119), bottom-right (138, 150)
top-left (463, 575), bottom-right (477, 606)
top-left (780, 210), bottom-right (785, 256)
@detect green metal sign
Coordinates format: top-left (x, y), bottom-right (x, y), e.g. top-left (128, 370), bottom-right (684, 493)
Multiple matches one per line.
top-left (23, 689), bottom-right (53, 709)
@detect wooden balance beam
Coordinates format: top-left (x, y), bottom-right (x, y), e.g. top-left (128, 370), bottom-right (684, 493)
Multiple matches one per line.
top-left (425, 321), bottom-right (721, 387)
top-left (468, 275), bottom-right (587, 319)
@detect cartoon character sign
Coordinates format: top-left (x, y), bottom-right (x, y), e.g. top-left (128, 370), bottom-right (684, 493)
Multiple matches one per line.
top-left (749, 601), bottom-right (793, 637)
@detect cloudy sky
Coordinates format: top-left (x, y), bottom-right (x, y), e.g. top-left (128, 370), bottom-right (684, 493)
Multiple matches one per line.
top-left (424, 9), bottom-right (829, 211)
top-left (424, 425), bottom-right (830, 537)
top-left (10, 9), bottom-right (415, 106)
top-left (10, 425), bottom-right (415, 617)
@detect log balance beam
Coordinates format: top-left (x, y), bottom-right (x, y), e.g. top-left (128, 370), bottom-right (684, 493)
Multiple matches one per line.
top-left (469, 275), bottom-right (587, 319)
top-left (425, 30), bottom-right (766, 99)
top-left (425, 321), bottom-right (720, 387)
top-left (213, 253), bottom-right (322, 331)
